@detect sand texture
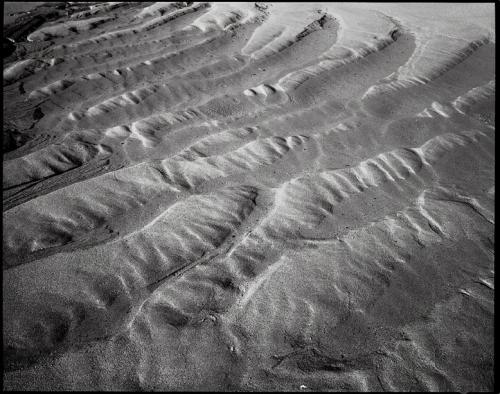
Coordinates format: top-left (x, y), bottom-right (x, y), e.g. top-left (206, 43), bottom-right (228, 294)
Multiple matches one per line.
top-left (3, 2), bottom-right (495, 391)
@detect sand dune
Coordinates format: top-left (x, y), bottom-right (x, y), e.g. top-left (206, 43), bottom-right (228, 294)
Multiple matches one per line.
top-left (3, 2), bottom-right (494, 391)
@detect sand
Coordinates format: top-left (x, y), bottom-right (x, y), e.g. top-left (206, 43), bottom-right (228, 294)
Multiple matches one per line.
top-left (4, 2), bottom-right (46, 25)
top-left (3, 2), bottom-right (495, 391)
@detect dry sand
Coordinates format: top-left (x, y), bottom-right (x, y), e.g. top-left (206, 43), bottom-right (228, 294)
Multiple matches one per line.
top-left (2, 2), bottom-right (495, 391)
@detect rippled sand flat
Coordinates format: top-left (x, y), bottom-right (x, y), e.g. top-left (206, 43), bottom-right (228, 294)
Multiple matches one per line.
top-left (3, 2), bottom-right (494, 391)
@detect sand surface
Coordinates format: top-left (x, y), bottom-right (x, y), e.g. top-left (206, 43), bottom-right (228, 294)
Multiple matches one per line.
top-left (3, 2), bottom-right (495, 391)
top-left (4, 2), bottom-right (46, 25)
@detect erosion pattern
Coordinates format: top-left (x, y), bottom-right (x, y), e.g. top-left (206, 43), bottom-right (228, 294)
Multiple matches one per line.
top-left (3, 2), bottom-right (495, 391)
